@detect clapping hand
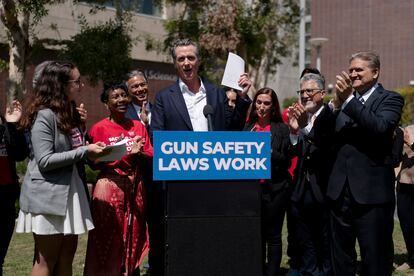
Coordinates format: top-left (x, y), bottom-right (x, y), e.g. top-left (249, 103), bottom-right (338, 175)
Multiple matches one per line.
top-left (335, 71), bottom-right (353, 102)
top-left (130, 136), bottom-right (145, 155)
top-left (288, 103), bottom-right (307, 133)
top-left (5, 100), bottom-right (23, 123)
top-left (140, 101), bottom-right (149, 126)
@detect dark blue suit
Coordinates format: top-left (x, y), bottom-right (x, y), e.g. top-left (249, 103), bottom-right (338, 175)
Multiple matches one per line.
top-left (148, 79), bottom-right (250, 276)
top-left (151, 80), bottom-right (250, 132)
top-left (290, 104), bottom-right (334, 275)
top-left (322, 84), bottom-right (404, 276)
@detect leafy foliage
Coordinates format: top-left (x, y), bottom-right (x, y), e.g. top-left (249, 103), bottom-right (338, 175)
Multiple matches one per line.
top-left (157, 0), bottom-right (300, 87)
top-left (63, 17), bottom-right (132, 85)
top-left (396, 86), bottom-right (414, 126)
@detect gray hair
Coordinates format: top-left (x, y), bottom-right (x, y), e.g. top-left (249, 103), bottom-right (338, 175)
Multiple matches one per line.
top-left (170, 38), bottom-right (200, 61)
top-left (300, 73), bottom-right (325, 90)
top-left (126, 69), bottom-right (148, 82)
top-left (350, 51), bottom-right (380, 70)
top-left (32, 61), bottom-right (52, 88)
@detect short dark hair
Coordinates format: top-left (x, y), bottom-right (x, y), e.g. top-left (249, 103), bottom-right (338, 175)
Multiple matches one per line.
top-left (300, 67), bottom-right (321, 79)
top-left (170, 38), bottom-right (200, 61)
top-left (350, 51), bottom-right (380, 70)
top-left (101, 81), bottom-right (128, 103)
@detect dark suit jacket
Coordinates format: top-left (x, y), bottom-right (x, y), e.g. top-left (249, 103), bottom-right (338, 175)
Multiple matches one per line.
top-left (291, 104), bottom-right (335, 204)
top-left (151, 80), bottom-right (250, 132)
top-left (324, 84), bottom-right (404, 204)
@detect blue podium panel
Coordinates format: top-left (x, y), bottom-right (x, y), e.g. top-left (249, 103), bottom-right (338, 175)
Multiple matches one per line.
top-left (153, 131), bottom-right (271, 181)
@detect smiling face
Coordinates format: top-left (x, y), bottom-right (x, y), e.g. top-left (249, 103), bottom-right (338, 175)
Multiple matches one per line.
top-left (255, 93), bottom-right (273, 120)
top-left (127, 75), bottom-right (148, 105)
top-left (349, 58), bottom-right (379, 93)
top-left (107, 88), bottom-right (129, 116)
top-left (174, 45), bottom-right (200, 86)
top-left (300, 80), bottom-right (325, 113)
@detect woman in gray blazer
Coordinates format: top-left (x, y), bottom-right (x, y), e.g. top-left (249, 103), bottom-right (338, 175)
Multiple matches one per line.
top-left (16, 61), bottom-right (107, 276)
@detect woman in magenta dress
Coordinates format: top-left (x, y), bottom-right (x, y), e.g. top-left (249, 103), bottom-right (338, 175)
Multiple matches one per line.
top-left (84, 82), bottom-right (153, 276)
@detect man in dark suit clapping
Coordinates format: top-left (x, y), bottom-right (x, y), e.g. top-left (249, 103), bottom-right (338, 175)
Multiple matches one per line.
top-left (327, 51), bottom-right (404, 275)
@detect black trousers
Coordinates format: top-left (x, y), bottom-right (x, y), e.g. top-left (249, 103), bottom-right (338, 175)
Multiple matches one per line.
top-left (291, 188), bottom-right (332, 275)
top-left (261, 183), bottom-right (290, 276)
top-left (397, 183), bottom-right (414, 267)
top-left (144, 181), bottom-right (165, 276)
top-left (0, 185), bottom-right (18, 276)
top-left (330, 185), bottom-right (394, 276)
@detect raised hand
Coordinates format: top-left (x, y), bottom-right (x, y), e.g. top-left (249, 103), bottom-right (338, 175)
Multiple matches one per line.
top-left (288, 103), bottom-right (308, 133)
top-left (140, 101), bottom-right (149, 126)
top-left (5, 100), bottom-right (23, 123)
top-left (237, 73), bottom-right (252, 99)
top-left (335, 71), bottom-right (353, 102)
top-left (77, 103), bottom-right (87, 131)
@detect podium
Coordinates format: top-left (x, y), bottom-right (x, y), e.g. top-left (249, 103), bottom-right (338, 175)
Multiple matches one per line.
top-left (164, 180), bottom-right (262, 276)
top-left (153, 131), bottom-right (270, 276)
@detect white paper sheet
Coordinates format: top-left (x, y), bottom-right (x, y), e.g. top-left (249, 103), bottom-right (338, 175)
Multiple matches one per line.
top-left (98, 138), bottom-right (128, 162)
top-left (221, 52), bottom-right (245, 91)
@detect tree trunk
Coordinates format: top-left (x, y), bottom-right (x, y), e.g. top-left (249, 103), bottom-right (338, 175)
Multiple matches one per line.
top-left (0, 0), bottom-right (30, 104)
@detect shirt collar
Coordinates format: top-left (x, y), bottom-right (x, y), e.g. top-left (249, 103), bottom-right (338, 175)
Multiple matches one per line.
top-left (307, 104), bottom-right (324, 121)
top-left (356, 82), bottom-right (378, 103)
top-left (179, 78), bottom-right (206, 95)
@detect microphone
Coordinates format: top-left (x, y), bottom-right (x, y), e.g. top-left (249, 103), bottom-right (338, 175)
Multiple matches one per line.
top-left (203, 105), bottom-right (214, 131)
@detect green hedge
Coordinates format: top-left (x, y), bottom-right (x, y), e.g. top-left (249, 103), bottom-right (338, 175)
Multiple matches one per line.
top-left (396, 86), bottom-right (414, 126)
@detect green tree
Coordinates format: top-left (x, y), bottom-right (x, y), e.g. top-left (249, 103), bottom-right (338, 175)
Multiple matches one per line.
top-left (63, 17), bottom-right (132, 85)
top-left (0, 0), bottom-right (52, 103)
top-left (147, 0), bottom-right (300, 88)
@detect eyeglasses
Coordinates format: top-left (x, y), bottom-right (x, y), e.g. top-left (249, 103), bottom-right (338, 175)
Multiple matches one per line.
top-left (296, 88), bottom-right (322, 96)
top-left (68, 79), bottom-right (83, 87)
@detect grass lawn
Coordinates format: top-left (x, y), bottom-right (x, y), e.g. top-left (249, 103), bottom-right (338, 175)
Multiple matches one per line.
top-left (3, 219), bottom-right (414, 275)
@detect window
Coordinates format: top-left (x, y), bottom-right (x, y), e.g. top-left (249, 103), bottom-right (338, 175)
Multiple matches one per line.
top-left (96, 0), bottom-right (161, 16)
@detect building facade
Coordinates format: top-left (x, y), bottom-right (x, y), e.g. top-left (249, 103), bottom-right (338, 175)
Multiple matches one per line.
top-left (308, 0), bottom-right (414, 91)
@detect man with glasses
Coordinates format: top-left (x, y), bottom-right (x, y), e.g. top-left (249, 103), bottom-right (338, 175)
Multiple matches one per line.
top-left (288, 72), bottom-right (333, 275)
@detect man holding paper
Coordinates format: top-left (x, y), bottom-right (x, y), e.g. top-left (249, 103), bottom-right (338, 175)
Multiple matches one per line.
top-left (149, 38), bottom-right (252, 276)
top-left (151, 38), bottom-right (252, 132)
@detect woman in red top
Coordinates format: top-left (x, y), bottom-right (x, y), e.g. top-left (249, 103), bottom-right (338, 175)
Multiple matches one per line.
top-left (243, 88), bottom-right (292, 276)
top-left (84, 82), bottom-right (153, 276)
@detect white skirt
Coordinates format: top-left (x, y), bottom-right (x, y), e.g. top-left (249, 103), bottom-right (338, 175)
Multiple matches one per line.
top-left (16, 165), bottom-right (94, 235)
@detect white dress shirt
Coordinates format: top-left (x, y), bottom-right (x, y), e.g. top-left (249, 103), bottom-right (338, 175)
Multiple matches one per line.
top-left (179, 78), bottom-right (208, 131)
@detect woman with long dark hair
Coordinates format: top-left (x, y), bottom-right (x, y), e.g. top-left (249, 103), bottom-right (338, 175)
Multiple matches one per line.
top-left (244, 87), bottom-right (292, 276)
top-left (16, 61), bottom-right (107, 276)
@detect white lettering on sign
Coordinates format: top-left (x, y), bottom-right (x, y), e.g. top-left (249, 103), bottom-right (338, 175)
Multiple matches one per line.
top-left (159, 158), bottom-right (209, 171)
top-left (213, 158), bottom-right (267, 170)
top-left (202, 142), bottom-right (265, 154)
top-left (160, 142), bottom-right (198, 154)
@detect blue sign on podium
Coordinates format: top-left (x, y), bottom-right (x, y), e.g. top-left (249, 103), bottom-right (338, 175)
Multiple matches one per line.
top-left (153, 131), bottom-right (271, 181)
